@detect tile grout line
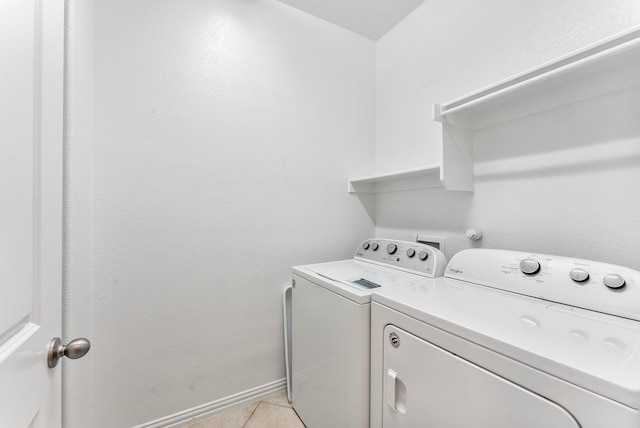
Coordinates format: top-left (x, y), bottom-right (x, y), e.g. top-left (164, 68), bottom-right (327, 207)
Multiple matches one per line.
top-left (240, 397), bottom-right (303, 428)
top-left (264, 401), bottom-right (293, 409)
top-left (240, 400), bottom-right (262, 428)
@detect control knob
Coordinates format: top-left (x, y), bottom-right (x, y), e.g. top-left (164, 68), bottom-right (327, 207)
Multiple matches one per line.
top-left (603, 273), bottom-right (625, 290)
top-left (387, 244), bottom-right (398, 255)
top-left (418, 251), bottom-right (429, 261)
top-left (371, 243), bottom-right (379, 251)
top-left (363, 242), bottom-right (370, 250)
top-left (519, 259), bottom-right (540, 275)
top-left (569, 268), bottom-right (589, 283)
top-left (406, 248), bottom-right (416, 258)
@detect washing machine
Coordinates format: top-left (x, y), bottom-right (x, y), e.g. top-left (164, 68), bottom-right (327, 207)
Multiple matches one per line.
top-left (292, 238), bottom-right (447, 428)
top-left (370, 248), bottom-right (640, 428)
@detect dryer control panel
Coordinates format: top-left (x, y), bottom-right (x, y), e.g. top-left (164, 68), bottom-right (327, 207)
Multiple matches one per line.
top-left (355, 239), bottom-right (447, 278)
top-left (446, 249), bottom-right (640, 321)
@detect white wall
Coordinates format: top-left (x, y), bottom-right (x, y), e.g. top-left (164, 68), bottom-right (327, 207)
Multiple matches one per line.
top-left (63, 1), bottom-right (94, 427)
top-left (65, 0), bottom-right (640, 425)
top-left (66, 0), bottom-right (375, 426)
top-left (375, 0), bottom-right (640, 269)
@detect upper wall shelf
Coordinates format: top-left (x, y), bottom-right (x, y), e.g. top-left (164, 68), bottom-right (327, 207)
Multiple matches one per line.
top-left (434, 26), bottom-right (640, 130)
top-left (349, 27), bottom-right (640, 195)
top-left (348, 165), bottom-right (441, 193)
top-left (432, 26), bottom-right (640, 192)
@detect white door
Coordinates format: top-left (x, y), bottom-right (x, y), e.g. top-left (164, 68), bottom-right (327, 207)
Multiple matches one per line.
top-left (382, 325), bottom-right (580, 428)
top-left (0, 0), bottom-right (65, 426)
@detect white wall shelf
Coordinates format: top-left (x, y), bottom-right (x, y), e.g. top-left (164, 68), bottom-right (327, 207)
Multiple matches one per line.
top-left (432, 26), bottom-right (640, 192)
top-left (348, 165), bottom-right (441, 193)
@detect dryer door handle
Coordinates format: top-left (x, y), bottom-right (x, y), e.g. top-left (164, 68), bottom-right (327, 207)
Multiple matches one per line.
top-left (386, 369), bottom-right (398, 410)
top-left (386, 368), bottom-right (407, 413)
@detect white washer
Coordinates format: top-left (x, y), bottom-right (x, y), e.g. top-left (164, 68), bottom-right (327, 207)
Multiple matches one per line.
top-left (292, 239), bottom-right (447, 428)
top-left (370, 248), bottom-right (640, 428)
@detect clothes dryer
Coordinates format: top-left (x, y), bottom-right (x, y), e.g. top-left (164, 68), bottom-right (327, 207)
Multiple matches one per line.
top-left (292, 239), bottom-right (447, 428)
top-left (370, 249), bottom-right (640, 428)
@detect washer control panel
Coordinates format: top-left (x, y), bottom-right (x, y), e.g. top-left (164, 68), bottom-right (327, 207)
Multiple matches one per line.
top-left (355, 239), bottom-right (447, 278)
top-left (446, 249), bottom-right (640, 321)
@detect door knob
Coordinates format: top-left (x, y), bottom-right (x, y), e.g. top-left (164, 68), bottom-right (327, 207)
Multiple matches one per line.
top-left (47, 337), bottom-right (91, 368)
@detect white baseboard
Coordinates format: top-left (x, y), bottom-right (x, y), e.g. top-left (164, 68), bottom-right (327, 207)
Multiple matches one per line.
top-left (132, 378), bottom-right (287, 428)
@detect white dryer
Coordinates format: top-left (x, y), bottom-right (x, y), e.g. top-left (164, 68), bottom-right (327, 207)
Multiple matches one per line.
top-left (292, 239), bottom-right (447, 428)
top-left (370, 249), bottom-right (640, 428)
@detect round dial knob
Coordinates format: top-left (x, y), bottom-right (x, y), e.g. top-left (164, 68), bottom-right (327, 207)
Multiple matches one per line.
top-left (418, 251), bottom-right (429, 261)
top-left (362, 242), bottom-right (370, 250)
top-left (406, 248), bottom-right (416, 258)
top-left (387, 243), bottom-right (398, 255)
top-left (569, 268), bottom-right (589, 283)
top-left (603, 273), bottom-right (625, 290)
top-left (371, 243), bottom-right (379, 251)
top-left (519, 259), bottom-right (540, 275)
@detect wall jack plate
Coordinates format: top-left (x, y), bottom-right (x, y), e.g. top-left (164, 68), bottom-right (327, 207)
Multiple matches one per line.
top-left (416, 234), bottom-right (446, 255)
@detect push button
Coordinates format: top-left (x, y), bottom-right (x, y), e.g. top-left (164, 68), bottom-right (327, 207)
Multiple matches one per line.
top-left (603, 273), bottom-right (625, 290)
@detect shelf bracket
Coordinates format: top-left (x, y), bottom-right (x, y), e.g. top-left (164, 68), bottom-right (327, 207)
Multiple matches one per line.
top-left (432, 103), bottom-right (444, 123)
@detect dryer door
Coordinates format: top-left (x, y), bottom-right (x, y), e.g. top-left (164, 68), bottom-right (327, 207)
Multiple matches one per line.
top-left (382, 325), bottom-right (580, 428)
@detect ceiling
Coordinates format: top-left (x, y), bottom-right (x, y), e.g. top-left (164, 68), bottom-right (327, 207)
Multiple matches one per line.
top-left (276, 0), bottom-right (426, 40)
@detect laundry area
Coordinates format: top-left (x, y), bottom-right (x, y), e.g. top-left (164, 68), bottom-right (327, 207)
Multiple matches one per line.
top-left (2, 0), bottom-right (640, 427)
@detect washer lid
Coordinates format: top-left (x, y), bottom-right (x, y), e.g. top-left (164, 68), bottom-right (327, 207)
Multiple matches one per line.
top-left (293, 259), bottom-right (425, 304)
top-left (372, 278), bottom-right (640, 409)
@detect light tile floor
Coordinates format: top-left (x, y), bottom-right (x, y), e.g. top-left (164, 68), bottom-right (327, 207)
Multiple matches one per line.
top-left (186, 391), bottom-right (305, 428)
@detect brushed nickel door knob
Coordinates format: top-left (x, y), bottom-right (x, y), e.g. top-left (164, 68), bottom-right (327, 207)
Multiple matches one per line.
top-left (47, 337), bottom-right (91, 368)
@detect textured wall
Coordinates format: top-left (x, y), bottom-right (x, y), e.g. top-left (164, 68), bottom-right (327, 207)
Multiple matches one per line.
top-left (86, 0), bottom-right (375, 426)
top-left (375, 0), bottom-right (640, 269)
top-left (65, 0), bottom-right (640, 426)
top-left (63, 1), bottom-right (94, 427)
